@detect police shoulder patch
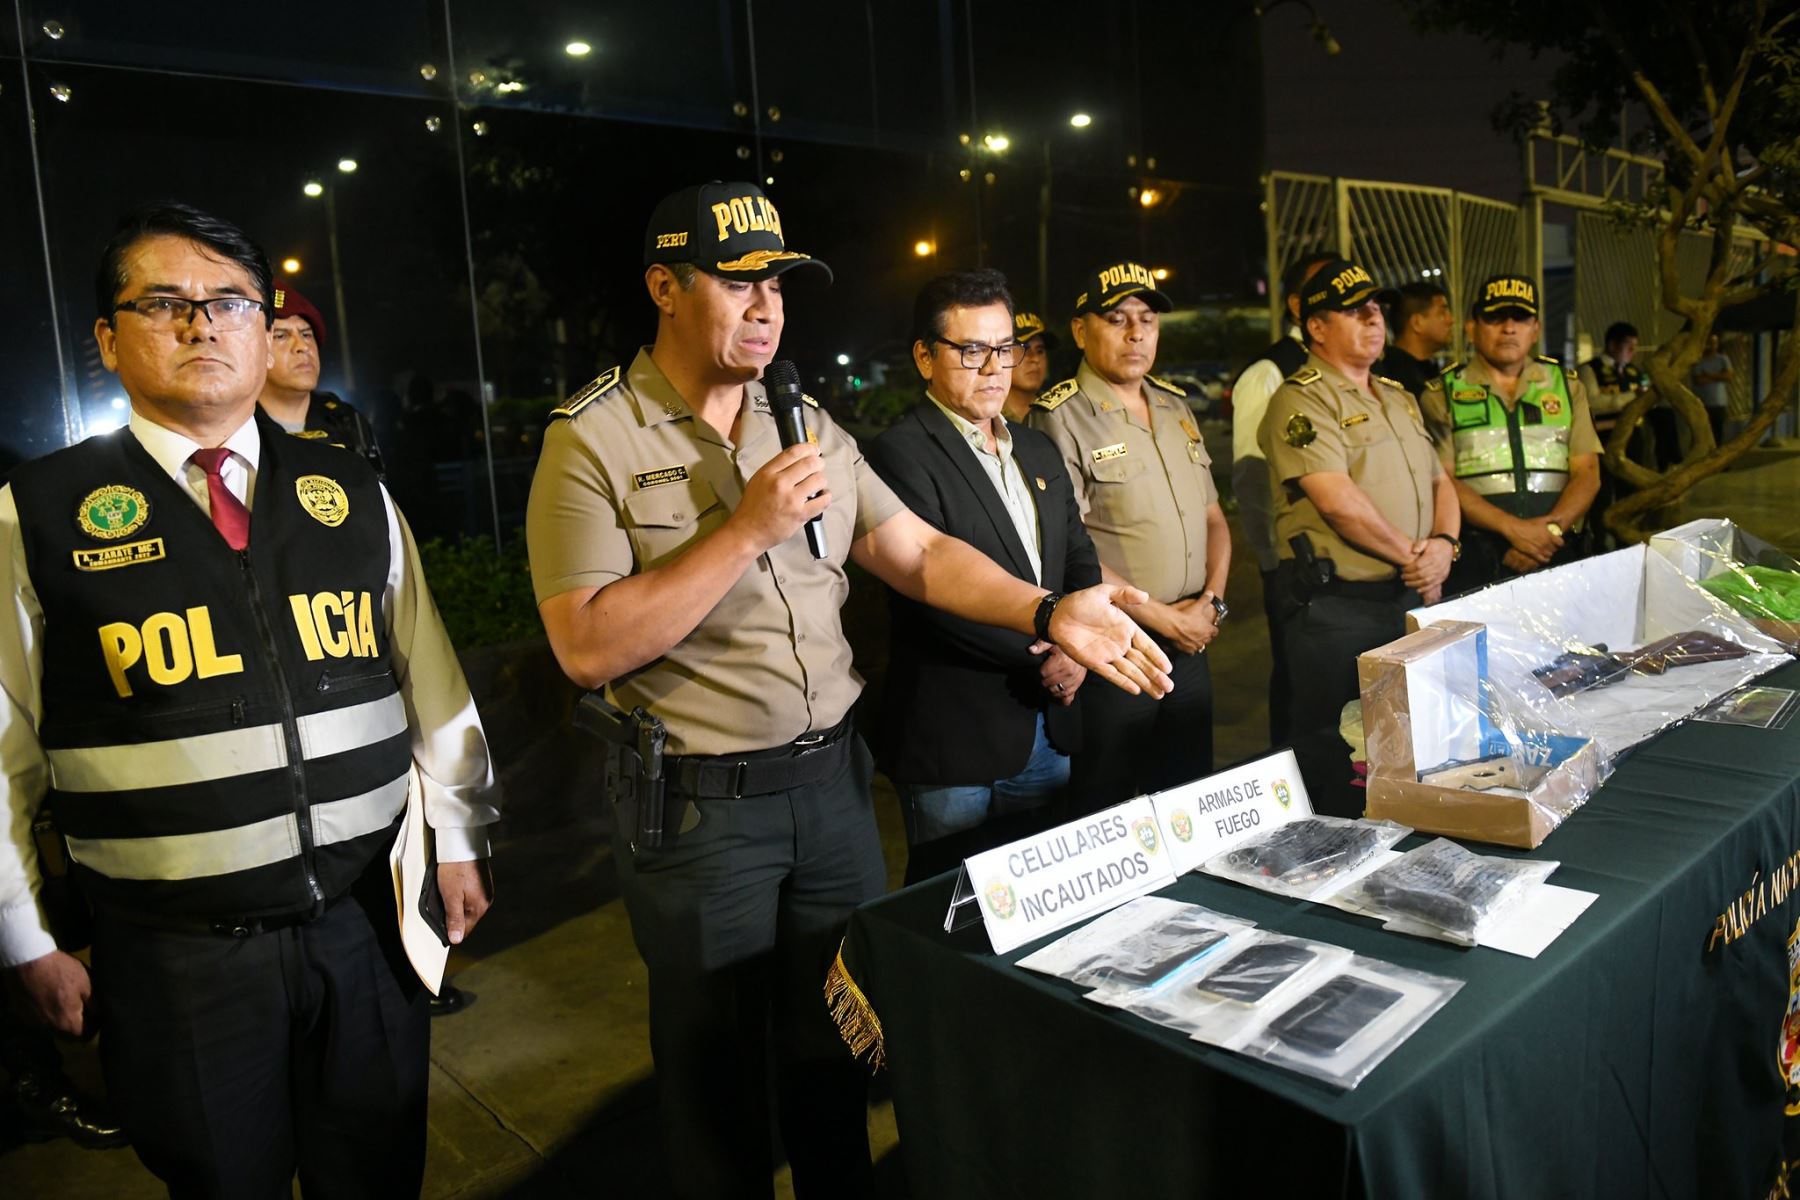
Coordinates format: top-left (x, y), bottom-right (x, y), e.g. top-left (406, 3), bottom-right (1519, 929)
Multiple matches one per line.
top-left (1284, 412), bottom-right (1318, 448)
top-left (1033, 378), bottom-right (1079, 411)
top-left (550, 365), bottom-right (624, 420)
top-left (1285, 367), bottom-right (1323, 386)
top-left (1373, 374), bottom-right (1406, 392)
top-left (1146, 373), bottom-right (1187, 397)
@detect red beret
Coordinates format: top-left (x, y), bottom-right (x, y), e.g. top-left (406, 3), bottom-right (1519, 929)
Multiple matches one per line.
top-left (271, 285), bottom-right (327, 348)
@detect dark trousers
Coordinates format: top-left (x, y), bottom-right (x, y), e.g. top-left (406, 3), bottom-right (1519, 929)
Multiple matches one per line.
top-left (91, 874), bottom-right (430, 1199)
top-left (611, 736), bottom-right (888, 1200)
top-left (1068, 638), bottom-right (1214, 814)
top-left (1261, 569), bottom-right (1292, 745)
top-left (1276, 586), bottom-right (1416, 818)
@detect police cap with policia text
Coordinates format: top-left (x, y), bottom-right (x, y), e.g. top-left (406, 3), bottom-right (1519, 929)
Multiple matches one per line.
top-left (1298, 258), bottom-right (1398, 321)
top-left (1013, 310), bottom-right (1061, 350)
top-left (1072, 260), bottom-right (1173, 317)
top-left (643, 180), bottom-right (833, 283)
top-left (1471, 273), bottom-right (1539, 320)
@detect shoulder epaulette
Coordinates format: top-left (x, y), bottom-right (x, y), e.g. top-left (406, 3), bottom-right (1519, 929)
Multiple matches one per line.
top-left (1536, 354), bottom-right (1568, 378)
top-left (1033, 378), bottom-right (1079, 411)
top-left (801, 392), bottom-right (819, 408)
top-left (1373, 374), bottom-right (1406, 392)
top-left (1146, 373), bottom-right (1187, 397)
top-left (1284, 366), bottom-right (1322, 386)
top-left (550, 365), bottom-right (623, 420)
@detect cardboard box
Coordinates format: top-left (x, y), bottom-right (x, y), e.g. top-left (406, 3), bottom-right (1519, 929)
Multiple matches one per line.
top-left (1358, 620), bottom-right (1600, 849)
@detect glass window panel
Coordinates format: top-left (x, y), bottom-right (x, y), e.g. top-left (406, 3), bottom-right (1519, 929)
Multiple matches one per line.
top-left (19, 2), bottom-right (444, 95)
top-left (0, 63), bottom-right (77, 472)
top-left (26, 61), bottom-right (494, 539)
top-left (446, 0), bottom-right (746, 130)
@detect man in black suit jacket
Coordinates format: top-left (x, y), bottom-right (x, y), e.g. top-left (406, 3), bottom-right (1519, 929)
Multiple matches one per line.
top-left (868, 270), bottom-right (1103, 882)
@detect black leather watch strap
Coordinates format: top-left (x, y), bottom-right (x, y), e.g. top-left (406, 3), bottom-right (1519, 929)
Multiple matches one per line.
top-left (1034, 591), bottom-right (1064, 642)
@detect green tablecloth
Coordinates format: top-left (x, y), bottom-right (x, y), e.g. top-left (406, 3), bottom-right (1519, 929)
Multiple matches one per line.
top-left (846, 663), bottom-right (1800, 1199)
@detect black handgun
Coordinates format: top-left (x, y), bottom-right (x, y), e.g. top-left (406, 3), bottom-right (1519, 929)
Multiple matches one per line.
top-left (1290, 533), bottom-right (1336, 592)
top-left (574, 693), bottom-right (671, 851)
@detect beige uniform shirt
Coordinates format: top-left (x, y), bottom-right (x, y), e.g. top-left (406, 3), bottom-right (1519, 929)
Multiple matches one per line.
top-left (526, 348), bottom-right (906, 756)
top-left (1418, 356), bottom-right (1601, 465)
top-left (1260, 354), bottom-right (1442, 583)
top-left (1026, 360), bottom-right (1218, 604)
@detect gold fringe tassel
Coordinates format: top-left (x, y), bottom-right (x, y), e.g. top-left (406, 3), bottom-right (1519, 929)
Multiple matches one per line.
top-left (824, 940), bottom-right (886, 1071)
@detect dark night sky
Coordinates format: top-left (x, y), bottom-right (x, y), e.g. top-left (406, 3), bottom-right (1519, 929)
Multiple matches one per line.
top-left (1261, 0), bottom-right (1564, 202)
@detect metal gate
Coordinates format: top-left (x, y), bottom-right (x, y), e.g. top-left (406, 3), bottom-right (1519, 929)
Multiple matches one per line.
top-left (1263, 171), bottom-right (1525, 358)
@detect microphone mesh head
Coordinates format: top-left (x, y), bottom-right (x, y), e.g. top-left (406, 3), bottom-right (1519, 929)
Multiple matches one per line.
top-left (764, 360), bottom-right (802, 393)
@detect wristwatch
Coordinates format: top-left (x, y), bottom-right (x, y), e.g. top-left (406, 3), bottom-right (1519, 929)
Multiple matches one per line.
top-left (1034, 591), bottom-right (1064, 642)
top-left (1430, 532), bottom-right (1462, 562)
top-left (1205, 593), bottom-right (1229, 624)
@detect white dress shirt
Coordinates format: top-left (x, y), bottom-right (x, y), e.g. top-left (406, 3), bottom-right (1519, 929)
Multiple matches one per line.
top-left (1231, 326), bottom-right (1305, 571)
top-left (925, 392), bottom-right (1044, 583)
top-left (0, 409), bottom-right (500, 966)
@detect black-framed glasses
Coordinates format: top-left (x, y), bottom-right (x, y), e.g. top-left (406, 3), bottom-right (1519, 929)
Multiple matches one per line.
top-left (112, 296), bottom-right (266, 332)
top-left (933, 337), bottom-right (1024, 369)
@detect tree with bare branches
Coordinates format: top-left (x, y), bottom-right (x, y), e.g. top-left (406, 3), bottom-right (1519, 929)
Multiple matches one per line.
top-left (1404, 0), bottom-right (1800, 541)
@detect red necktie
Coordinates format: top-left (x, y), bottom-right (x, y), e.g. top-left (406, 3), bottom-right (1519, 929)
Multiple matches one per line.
top-left (190, 447), bottom-right (251, 551)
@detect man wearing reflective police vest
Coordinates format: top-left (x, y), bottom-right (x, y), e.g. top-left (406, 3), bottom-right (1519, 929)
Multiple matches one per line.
top-left (1419, 274), bottom-right (1600, 589)
top-left (0, 203), bottom-right (499, 1195)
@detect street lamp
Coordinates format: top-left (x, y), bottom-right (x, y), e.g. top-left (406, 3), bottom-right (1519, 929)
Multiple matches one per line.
top-left (302, 167), bottom-right (358, 392)
top-left (914, 239), bottom-right (936, 258)
top-left (565, 40), bottom-right (592, 57)
top-left (1035, 113), bottom-right (1095, 313)
top-left (281, 257), bottom-right (302, 275)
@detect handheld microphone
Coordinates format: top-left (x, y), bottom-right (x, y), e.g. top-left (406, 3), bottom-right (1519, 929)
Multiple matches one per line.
top-left (764, 359), bottom-right (829, 560)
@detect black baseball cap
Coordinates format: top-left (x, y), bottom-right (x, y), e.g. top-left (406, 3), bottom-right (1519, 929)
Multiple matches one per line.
top-left (1472, 273), bottom-right (1539, 319)
top-left (1298, 258), bottom-right (1396, 321)
top-left (643, 181), bottom-right (833, 282)
top-left (1072, 260), bottom-right (1173, 317)
top-left (1013, 310), bottom-right (1060, 350)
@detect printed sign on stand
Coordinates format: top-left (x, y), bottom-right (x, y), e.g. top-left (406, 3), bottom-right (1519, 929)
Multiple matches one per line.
top-left (945, 796), bottom-right (1176, 955)
top-left (1148, 749), bottom-right (1313, 875)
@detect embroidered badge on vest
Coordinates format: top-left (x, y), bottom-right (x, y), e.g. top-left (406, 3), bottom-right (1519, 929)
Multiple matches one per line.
top-left (76, 485), bottom-right (150, 540)
top-left (295, 475), bottom-right (350, 527)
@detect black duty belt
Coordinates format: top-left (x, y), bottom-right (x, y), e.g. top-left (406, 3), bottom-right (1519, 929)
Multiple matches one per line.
top-left (668, 714), bottom-right (855, 799)
top-left (95, 899), bottom-right (330, 939)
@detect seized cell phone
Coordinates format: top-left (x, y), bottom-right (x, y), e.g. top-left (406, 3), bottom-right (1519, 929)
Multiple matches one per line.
top-left (1266, 975), bottom-right (1404, 1055)
top-left (1193, 941), bottom-right (1318, 1004)
top-left (1098, 928), bottom-right (1229, 987)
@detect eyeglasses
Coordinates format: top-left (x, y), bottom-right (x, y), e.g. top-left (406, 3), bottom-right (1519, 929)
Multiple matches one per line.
top-left (112, 296), bottom-right (266, 332)
top-left (932, 338), bottom-right (1023, 368)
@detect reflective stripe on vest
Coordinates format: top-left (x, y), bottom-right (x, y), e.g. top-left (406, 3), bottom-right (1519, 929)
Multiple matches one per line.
top-left (45, 692), bottom-right (406, 794)
top-left (1444, 365), bottom-right (1572, 491)
top-left (63, 771), bottom-right (409, 881)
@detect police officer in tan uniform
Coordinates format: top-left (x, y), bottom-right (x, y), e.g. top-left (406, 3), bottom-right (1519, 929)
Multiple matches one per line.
top-left (1028, 260), bottom-right (1230, 811)
top-left (1001, 309), bottom-right (1058, 424)
top-left (1261, 257), bottom-right (1460, 815)
top-left (526, 182), bottom-right (1170, 1200)
top-left (1419, 274), bottom-right (1600, 590)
